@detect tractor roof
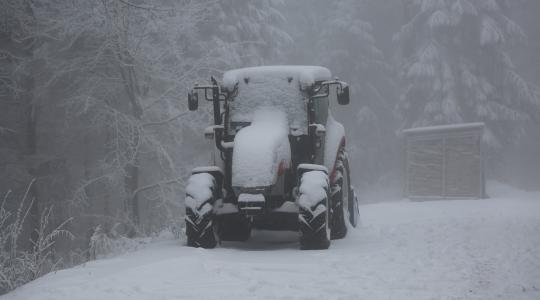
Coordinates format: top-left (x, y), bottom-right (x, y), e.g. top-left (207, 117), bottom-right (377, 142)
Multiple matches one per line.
top-left (222, 66), bottom-right (332, 90)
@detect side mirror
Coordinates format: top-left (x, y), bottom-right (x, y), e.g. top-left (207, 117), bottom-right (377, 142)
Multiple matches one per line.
top-left (188, 90), bottom-right (198, 111)
top-left (337, 85), bottom-right (350, 105)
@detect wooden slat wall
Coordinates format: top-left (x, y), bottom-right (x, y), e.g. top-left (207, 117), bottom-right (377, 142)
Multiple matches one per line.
top-left (407, 138), bottom-right (444, 197)
top-left (404, 126), bottom-right (484, 199)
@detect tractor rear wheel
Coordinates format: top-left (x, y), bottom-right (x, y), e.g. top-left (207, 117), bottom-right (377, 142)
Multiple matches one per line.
top-left (331, 150), bottom-right (351, 240)
top-left (298, 170), bottom-right (331, 250)
top-left (185, 173), bottom-right (218, 249)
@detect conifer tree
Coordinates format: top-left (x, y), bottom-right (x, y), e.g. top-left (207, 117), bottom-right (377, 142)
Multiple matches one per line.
top-left (314, 0), bottom-right (399, 184)
top-left (396, 0), bottom-right (540, 147)
top-left (201, 0), bottom-right (291, 67)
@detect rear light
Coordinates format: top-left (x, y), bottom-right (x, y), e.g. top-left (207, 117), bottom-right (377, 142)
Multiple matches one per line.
top-left (330, 169), bottom-right (336, 183)
top-left (277, 160), bottom-right (288, 176)
top-left (330, 138), bottom-right (346, 183)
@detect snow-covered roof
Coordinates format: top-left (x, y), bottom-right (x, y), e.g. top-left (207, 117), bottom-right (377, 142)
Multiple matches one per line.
top-left (402, 123), bottom-right (485, 135)
top-left (222, 65), bottom-right (332, 90)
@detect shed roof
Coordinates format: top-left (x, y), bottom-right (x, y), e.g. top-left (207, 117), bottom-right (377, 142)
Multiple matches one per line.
top-left (402, 123), bottom-right (485, 135)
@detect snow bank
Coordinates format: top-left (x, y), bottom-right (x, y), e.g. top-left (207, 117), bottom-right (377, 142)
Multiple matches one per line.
top-left (232, 108), bottom-right (291, 187)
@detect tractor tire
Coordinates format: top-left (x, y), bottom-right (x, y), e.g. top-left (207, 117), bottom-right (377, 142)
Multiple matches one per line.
top-left (186, 205), bottom-right (217, 248)
top-left (298, 171), bottom-right (331, 250)
top-left (185, 173), bottom-right (218, 249)
top-left (218, 214), bottom-right (251, 242)
top-left (349, 187), bottom-right (360, 228)
top-left (330, 150), bottom-right (351, 240)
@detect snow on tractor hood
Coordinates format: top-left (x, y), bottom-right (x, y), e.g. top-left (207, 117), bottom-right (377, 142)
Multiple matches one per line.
top-left (232, 108), bottom-right (291, 188)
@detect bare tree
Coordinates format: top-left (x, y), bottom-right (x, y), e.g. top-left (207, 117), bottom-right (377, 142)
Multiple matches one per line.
top-left (23, 0), bottom-right (222, 237)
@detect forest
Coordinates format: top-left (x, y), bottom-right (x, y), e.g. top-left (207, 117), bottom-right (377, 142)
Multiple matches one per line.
top-left (1, 0), bottom-right (539, 294)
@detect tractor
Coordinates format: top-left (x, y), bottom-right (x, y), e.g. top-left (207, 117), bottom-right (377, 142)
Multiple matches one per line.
top-left (185, 66), bottom-right (359, 250)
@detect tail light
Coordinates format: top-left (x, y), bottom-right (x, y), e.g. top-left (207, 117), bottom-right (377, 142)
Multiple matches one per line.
top-left (277, 160), bottom-right (289, 177)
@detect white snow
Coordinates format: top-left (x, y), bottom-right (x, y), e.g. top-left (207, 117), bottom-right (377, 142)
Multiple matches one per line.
top-left (224, 66), bottom-right (331, 135)
top-left (185, 173), bottom-right (214, 210)
top-left (324, 114), bottom-right (345, 172)
top-left (297, 170), bottom-right (329, 209)
top-left (223, 65), bottom-right (332, 90)
top-left (232, 108), bottom-right (291, 187)
top-left (238, 193), bottom-right (266, 203)
top-left (4, 182), bottom-right (540, 300)
top-left (192, 166), bottom-right (223, 174)
top-left (402, 122), bottom-right (485, 135)
top-left (228, 75), bottom-right (307, 134)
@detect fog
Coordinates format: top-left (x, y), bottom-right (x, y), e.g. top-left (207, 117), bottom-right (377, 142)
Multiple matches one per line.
top-left (1, 0), bottom-right (539, 294)
top-left (280, 0), bottom-right (540, 193)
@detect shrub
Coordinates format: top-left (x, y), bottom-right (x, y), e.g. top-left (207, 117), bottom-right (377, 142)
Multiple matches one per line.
top-left (0, 180), bottom-right (73, 295)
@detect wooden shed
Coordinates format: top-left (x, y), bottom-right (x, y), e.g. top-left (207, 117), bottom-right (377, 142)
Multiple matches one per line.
top-left (402, 123), bottom-right (486, 199)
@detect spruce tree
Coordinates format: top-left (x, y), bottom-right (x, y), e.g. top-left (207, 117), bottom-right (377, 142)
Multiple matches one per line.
top-left (283, 0), bottom-right (399, 185)
top-left (201, 0), bottom-right (291, 67)
top-left (396, 0), bottom-right (540, 147)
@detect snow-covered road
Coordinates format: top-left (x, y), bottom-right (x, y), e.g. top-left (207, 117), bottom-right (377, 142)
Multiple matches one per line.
top-left (4, 184), bottom-right (540, 300)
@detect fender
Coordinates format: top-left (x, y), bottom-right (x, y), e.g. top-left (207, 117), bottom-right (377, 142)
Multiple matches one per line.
top-left (329, 137), bottom-right (346, 183)
top-left (323, 114), bottom-right (346, 183)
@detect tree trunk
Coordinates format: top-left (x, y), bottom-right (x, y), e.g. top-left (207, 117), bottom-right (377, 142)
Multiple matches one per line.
top-left (118, 51), bottom-right (144, 228)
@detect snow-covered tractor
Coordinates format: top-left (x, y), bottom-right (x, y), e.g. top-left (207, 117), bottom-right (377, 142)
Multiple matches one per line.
top-left (185, 66), bottom-right (359, 250)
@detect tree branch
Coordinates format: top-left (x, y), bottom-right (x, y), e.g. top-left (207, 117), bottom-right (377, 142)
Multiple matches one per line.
top-left (131, 178), bottom-right (182, 200)
top-left (117, 0), bottom-right (171, 12)
top-left (0, 127), bottom-right (17, 135)
top-left (142, 112), bottom-right (188, 128)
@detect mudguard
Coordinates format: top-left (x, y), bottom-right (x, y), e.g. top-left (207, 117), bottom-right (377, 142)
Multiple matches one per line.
top-left (324, 114), bottom-right (346, 183)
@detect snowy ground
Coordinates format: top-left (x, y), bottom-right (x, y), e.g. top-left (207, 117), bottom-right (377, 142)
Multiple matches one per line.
top-left (4, 183), bottom-right (540, 300)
